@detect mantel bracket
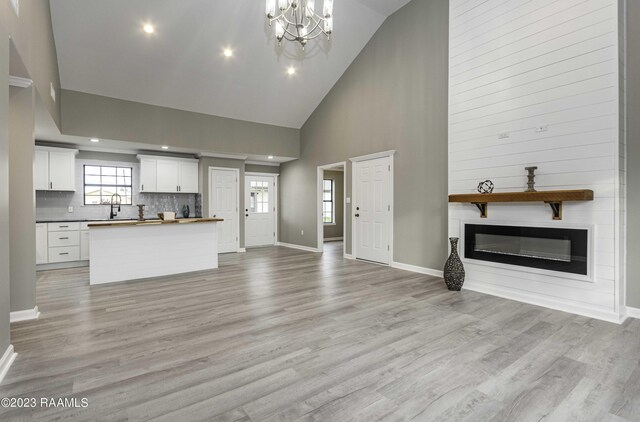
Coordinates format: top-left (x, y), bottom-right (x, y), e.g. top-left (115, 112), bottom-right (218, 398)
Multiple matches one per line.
top-left (546, 201), bottom-right (563, 220)
top-left (473, 203), bottom-right (488, 218)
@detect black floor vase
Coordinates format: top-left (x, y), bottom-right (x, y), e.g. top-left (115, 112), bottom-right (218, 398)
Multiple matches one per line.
top-left (444, 237), bottom-right (465, 291)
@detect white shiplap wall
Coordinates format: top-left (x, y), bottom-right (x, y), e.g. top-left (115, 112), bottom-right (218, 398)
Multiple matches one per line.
top-left (448, 0), bottom-right (625, 322)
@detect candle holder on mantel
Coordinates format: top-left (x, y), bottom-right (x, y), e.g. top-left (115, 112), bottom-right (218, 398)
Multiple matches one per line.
top-left (525, 166), bottom-right (538, 192)
top-left (136, 204), bottom-right (146, 221)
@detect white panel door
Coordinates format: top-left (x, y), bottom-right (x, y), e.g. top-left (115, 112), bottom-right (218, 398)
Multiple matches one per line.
top-left (34, 150), bottom-right (49, 191)
top-left (48, 150), bottom-right (76, 191)
top-left (179, 161), bottom-right (199, 193)
top-left (354, 157), bottom-right (391, 264)
top-left (245, 175), bottom-right (275, 247)
top-left (210, 169), bottom-right (238, 253)
top-left (156, 160), bottom-right (180, 193)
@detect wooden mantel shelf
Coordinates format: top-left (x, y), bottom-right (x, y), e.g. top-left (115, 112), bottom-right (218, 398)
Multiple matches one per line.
top-left (448, 189), bottom-right (594, 220)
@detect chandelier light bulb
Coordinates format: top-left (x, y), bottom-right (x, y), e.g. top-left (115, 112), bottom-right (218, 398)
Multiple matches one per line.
top-left (323, 0), bottom-right (333, 17)
top-left (278, 0), bottom-right (289, 11)
top-left (266, 0), bottom-right (276, 17)
top-left (324, 16), bottom-right (333, 34)
top-left (275, 20), bottom-right (285, 41)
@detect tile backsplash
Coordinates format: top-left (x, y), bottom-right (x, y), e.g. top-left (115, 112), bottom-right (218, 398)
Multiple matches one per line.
top-left (36, 155), bottom-right (199, 221)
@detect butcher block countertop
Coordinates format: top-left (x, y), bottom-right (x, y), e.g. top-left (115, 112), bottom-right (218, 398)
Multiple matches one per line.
top-left (88, 218), bottom-right (224, 228)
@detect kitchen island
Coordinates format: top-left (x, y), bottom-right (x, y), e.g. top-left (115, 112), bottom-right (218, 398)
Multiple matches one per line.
top-left (88, 218), bottom-right (223, 285)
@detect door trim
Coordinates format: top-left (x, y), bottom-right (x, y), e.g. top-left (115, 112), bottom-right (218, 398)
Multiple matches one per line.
top-left (245, 172), bottom-right (278, 246)
top-left (317, 162), bottom-right (347, 256)
top-left (351, 151), bottom-right (395, 265)
top-left (208, 166), bottom-right (240, 252)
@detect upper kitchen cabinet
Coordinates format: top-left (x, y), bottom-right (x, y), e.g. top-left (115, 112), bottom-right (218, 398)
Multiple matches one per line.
top-left (139, 158), bottom-right (157, 193)
top-left (137, 155), bottom-right (199, 193)
top-left (34, 147), bottom-right (78, 191)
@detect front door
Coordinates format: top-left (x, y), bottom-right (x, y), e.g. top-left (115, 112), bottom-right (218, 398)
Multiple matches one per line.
top-left (210, 169), bottom-right (238, 253)
top-left (354, 156), bottom-right (391, 264)
top-left (245, 175), bottom-right (275, 247)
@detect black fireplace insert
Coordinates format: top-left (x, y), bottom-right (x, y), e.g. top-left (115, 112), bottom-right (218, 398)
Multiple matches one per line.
top-left (464, 224), bottom-right (589, 276)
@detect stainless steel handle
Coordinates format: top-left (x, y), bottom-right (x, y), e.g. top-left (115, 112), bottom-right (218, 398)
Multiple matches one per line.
top-left (59, 237), bottom-right (69, 240)
top-left (141, 184), bottom-right (144, 191)
top-left (59, 253), bottom-right (69, 256)
top-left (50, 182), bottom-right (52, 189)
top-left (59, 225), bottom-right (69, 228)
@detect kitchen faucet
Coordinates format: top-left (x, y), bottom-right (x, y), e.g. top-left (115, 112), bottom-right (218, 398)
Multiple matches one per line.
top-left (109, 193), bottom-right (122, 219)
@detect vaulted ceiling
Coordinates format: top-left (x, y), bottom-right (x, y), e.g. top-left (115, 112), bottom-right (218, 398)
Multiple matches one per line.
top-left (50, 0), bottom-right (412, 129)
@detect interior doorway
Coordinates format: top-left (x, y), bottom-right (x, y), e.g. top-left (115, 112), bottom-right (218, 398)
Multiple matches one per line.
top-left (245, 173), bottom-right (278, 248)
top-left (208, 167), bottom-right (239, 253)
top-left (317, 162), bottom-right (347, 255)
top-left (351, 151), bottom-right (394, 265)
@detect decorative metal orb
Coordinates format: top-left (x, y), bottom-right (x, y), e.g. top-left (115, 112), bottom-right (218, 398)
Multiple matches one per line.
top-left (477, 180), bottom-right (494, 194)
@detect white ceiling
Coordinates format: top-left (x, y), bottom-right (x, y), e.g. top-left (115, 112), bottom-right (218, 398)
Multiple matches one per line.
top-left (49, 0), bottom-right (412, 129)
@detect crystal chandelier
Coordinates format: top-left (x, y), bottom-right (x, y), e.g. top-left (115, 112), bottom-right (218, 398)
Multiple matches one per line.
top-left (265, 0), bottom-right (334, 49)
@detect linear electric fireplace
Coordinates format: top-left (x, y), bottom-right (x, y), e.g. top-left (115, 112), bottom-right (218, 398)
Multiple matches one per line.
top-left (464, 224), bottom-right (589, 276)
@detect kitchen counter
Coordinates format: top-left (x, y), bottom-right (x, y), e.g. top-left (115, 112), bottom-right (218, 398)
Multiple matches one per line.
top-left (36, 218), bottom-right (196, 224)
top-left (89, 218), bottom-right (224, 285)
top-left (88, 218), bottom-right (222, 228)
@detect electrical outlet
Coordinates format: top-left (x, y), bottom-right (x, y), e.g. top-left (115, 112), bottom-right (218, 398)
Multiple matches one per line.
top-left (68, 206), bottom-right (73, 213)
top-left (301, 229), bottom-right (304, 236)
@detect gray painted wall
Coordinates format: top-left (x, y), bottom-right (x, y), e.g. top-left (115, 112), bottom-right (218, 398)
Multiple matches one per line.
top-left (323, 170), bottom-right (344, 239)
top-left (279, 0), bottom-right (449, 269)
top-left (61, 90), bottom-right (300, 159)
top-left (627, 0), bottom-right (639, 308)
top-left (0, 26), bottom-right (12, 355)
top-left (9, 85), bottom-right (36, 312)
top-left (0, 0), bottom-right (61, 128)
top-left (245, 164), bottom-right (280, 174)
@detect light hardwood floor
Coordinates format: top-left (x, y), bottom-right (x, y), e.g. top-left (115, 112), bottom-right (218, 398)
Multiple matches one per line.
top-left (1, 242), bottom-right (639, 421)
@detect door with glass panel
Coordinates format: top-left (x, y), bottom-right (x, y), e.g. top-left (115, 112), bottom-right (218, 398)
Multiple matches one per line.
top-left (245, 175), bottom-right (275, 247)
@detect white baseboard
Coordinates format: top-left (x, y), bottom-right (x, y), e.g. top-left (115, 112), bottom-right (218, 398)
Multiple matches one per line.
top-left (344, 254), bottom-right (355, 260)
top-left (37, 261), bottom-right (88, 271)
top-left (237, 248), bottom-right (246, 253)
top-left (276, 242), bottom-right (320, 253)
top-left (0, 345), bottom-right (17, 385)
top-left (627, 306), bottom-right (640, 320)
top-left (391, 261), bottom-right (444, 278)
top-left (463, 280), bottom-right (626, 324)
top-left (324, 237), bottom-right (344, 242)
top-left (10, 306), bottom-right (40, 323)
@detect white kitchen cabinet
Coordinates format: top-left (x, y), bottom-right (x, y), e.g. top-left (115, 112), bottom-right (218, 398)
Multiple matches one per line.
top-left (178, 161), bottom-right (199, 193)
top-left (156, 159), bottom-right (180, 192)
top-left (139, 158), bottom-right (157, 193)
top-left (34, 150), bottom-right (50, 191)
top-left (137, 155), bottom-right (199, 193)
top-left (80, 230), bottom-right (90, 261)
top-left (35, 223), bottom-right (48, 264)
top-left (35, 147), bottom-right (78, 191)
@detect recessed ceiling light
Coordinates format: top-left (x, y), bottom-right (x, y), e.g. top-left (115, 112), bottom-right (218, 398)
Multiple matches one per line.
top-left (268, 155), bottom-right (274, 160)
top-left (143, 24), bottom-right (155, 34)
top-left (161, 146), bottom-right (169, 150)
top-left (223, 48), bottom-right (233, 58)
top-left (89, 138), bottom-right (100, 143)
top-left (287, 67), bottom-right (296, 76)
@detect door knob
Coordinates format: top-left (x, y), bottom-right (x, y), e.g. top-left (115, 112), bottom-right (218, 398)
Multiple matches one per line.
top-left (355, 213), bottom-right (360, 217)
top-left (356, 207), bottom-right (360, 210)
top-left (246, 214), bottom-right (249, 217)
